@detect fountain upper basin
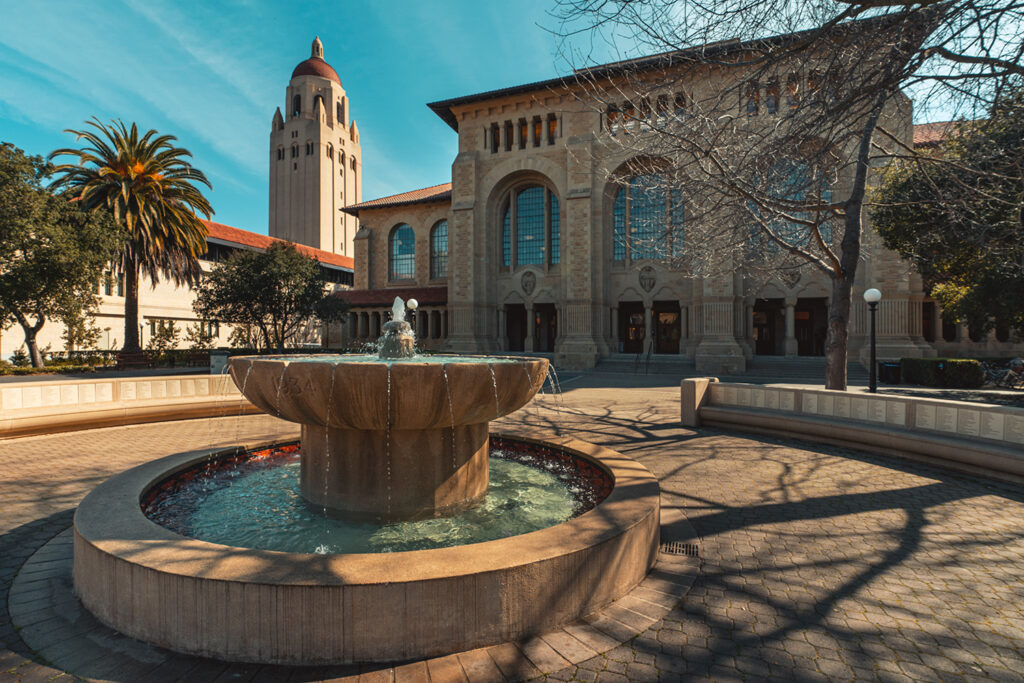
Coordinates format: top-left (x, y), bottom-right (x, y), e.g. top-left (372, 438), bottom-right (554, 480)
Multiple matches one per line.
top-left (228, 354), bottom-right (548, 430)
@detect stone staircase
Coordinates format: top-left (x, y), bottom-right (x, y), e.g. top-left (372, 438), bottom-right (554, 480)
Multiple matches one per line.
top-left (593, 354), bottom-right (869, 385)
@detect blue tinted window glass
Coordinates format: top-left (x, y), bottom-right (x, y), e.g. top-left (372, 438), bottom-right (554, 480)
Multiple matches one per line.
top-left (613, 188), bottom-right (626, 261)
top-left (502, 205), bottom-right (511, 266)
top-left (670, 188), bottom-right (685, 258)
top-left (430, 221), bottom-right (448, 278)
top-left (516, 186), bottom-right (545, 265)
top-left (389, 224), bottom-right (415, 280)
top-left (550, 193), bottom-right (560, 265)
top-left (629, 174), bottom-right (666, 260)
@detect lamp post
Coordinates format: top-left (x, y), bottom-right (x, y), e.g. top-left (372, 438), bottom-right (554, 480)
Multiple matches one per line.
top-left (863, 288), bottom-right (882, 393)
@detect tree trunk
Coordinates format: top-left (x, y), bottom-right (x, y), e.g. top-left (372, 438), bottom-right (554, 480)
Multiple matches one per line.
top-left (825, 275), bottom-right (852, 390)
top-left (14, 310), bottom-right (46, 368)
top-left (123, 263), bottom-right (141, 353)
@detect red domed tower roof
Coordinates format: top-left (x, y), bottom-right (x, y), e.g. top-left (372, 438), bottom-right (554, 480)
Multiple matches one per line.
top-left (291, 36), bottom-right (340, 84)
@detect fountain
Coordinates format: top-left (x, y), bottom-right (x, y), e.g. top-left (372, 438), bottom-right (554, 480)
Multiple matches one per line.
top-left (72, 298), bottom-right (660, 664)
top-left (230, 298), bottom-right (548, 520)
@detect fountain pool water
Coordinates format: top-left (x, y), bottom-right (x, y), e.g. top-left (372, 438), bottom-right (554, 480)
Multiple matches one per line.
top-left (143, 437), bottom-right (612, 554)
top-left (72, 297), bottom-right (661, 664)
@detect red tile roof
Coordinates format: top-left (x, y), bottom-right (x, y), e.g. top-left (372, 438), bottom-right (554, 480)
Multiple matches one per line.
top-left (913, 121), bottom-right (955, 147)
top-left (291, 57), bottom-right (341, 84)
top-left (202, 220), bottom-right (354, 270)
top-left (334, 286), bottom-right (447, 307)
top-left (342, 183), bottom-right (452, 215)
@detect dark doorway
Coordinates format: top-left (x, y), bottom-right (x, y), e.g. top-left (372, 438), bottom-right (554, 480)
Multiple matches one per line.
top-left (942, 317), bottom-right (957, 342)
top-left (753, 299), bottom-right (784, 355)
top-left (796, 297), bottom-right (828, 356)
top-left (618, 301), bottom-right (645, 354)
top-left (506, 304), bottom-right (526, 351)
top-left (922, 301), bottom-right (936, 342)
top-left (534, 304), bottom-right (557, 352)
top-left (653, 301), bottom-right (681, 354)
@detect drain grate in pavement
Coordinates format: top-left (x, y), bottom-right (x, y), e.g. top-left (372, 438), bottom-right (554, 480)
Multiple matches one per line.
top-left (660, 541), bottom-right (699, 557)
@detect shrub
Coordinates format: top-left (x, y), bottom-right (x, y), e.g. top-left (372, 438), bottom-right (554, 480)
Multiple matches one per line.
top-left (900, 357), bottom-right (985, 388)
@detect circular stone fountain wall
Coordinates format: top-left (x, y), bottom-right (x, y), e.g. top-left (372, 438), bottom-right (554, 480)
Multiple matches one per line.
top-left (72, 431), bottom-right (660, 664)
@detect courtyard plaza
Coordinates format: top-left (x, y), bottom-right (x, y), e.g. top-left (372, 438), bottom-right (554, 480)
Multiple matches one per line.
top-left (0, 372), bottom-right (1022, 682)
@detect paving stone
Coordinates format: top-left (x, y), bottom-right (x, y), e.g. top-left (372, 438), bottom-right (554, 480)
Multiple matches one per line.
top-left (0, 389), bottom-right (1023, 682)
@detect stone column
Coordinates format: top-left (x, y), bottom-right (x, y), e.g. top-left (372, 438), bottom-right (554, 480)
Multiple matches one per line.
top-left (526, 304), bottom-right (536, 352)
top-left (784, 300), bottom-right (798, 357)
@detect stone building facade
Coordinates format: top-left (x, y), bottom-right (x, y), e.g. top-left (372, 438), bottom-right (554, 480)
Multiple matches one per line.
top-left (339, 42), bottom-right (1024, 371)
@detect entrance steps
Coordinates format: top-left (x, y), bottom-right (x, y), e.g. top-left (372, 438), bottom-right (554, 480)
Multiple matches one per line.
top-left (593, 354), bottom-right (868, 384)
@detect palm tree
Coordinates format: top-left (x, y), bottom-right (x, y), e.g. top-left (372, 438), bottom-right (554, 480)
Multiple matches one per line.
top-left (49, 119), bottom-right (212, 354)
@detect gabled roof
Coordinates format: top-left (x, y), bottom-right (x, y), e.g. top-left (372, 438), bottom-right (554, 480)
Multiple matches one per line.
top-left (202, 220), bottom-right (354, 270)
top-left (341, 183), bottom-right (452, 215)
top-left (913, 121), bottom-right (955, 147)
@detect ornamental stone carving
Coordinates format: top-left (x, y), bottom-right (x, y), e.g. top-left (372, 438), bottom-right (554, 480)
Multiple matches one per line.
top-left (521, 271), bottom-right (537, 296)
top-left (639, 266), bottom-right (656, 293)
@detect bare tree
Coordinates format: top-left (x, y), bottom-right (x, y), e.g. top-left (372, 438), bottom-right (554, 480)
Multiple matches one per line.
top-left (552, 0), bottom-right (1023, 389)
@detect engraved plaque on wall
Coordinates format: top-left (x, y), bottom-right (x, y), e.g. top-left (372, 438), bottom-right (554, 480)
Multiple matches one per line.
top-left (936, 406), bottom-right (957, 433)
top-left (979, 412), bottom-right (1005, 441)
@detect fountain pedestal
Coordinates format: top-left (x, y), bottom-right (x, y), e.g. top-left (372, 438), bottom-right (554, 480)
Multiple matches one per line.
top-left (301, 423), bottom-right (489, 520)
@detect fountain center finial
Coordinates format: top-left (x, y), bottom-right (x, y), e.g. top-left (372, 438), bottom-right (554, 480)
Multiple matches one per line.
top-left (379, 296), bottom-right (416, 359)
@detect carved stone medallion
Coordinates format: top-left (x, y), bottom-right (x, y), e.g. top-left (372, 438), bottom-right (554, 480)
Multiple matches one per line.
top-left (639, 265), bottom-right (656, 293)
top-left (521, 271), bottom-right (537, 296)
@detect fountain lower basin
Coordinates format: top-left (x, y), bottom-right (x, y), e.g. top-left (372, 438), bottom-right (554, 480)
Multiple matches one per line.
top-left (72, 431), bottom-right (660, 664)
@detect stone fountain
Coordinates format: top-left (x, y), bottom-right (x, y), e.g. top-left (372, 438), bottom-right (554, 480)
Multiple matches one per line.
top-left (72, 297), bottom-right (661, 664)
top-left (228, 298), bottom-right (548, 520)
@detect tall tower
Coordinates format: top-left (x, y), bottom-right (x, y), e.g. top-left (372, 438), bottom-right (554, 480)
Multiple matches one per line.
top-left (269, 37), bottom-right (361, 256)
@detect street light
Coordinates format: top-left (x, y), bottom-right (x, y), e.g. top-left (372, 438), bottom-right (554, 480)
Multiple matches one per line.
top-left (863, 288), bottom-right (882, 393)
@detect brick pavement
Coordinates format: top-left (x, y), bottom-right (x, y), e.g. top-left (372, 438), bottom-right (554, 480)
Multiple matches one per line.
top-left (2, 383), bottom-right (1024, 682)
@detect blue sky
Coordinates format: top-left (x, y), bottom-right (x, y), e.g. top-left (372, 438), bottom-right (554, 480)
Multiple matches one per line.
top-left (0, 0), bottom-right (592, 235)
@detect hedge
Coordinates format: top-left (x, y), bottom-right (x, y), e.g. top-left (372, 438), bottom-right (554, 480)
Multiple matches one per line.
top-left (0, 364), bottom-right (97, 377)
top-left (900, 358), bottom-right (985, 388)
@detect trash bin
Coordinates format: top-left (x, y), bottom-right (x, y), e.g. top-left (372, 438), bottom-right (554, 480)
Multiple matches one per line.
top-left (878, 361), bottom-right (901, 385)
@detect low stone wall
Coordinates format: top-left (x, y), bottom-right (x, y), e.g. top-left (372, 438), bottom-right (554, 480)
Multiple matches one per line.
top-left (0, 374), bottom-right (259, 438)
top-left (682, 378), bottom-right (1024, 484)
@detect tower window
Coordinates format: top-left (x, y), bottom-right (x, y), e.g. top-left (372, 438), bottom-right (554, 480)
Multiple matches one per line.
top-left (351, 157), bottom-right (356, 171)
top-left (292, 94), bottom-right (301, 117)
top-left (519, 119), bottom-right (528, 149)
top-left (547, 114), bottom-right (557, 145)
top-left (786, 73), bottom-right (800, 109)
top-left (674, 93), bottom-right (686, 119)
top-left (532, 117), bottom-right (542, 147)
top-left (745, 81), bottom-right (759, 116)
top-left (505, 121), bottom-right (513, 152)
top-left (765, 79), bottom-right (779, 114)
top-left (326, 144), bottom-right (333, 159)
top-left (490, 123), bottom-right (500, 153)
top-left (337, 101), bottom-right (345, 125)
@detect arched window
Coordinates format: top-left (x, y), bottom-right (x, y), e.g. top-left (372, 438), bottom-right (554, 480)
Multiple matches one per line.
top-left (500, 185), bottom-right (560, 268)
top-left (612, 174), bottom-right (684, 261)
top-left (750, 159), bottom-right (833, 250)
top-left (326, 144), bottom-right (333, 159)
top-left (430, 220), bottom-right (449, 279)
top-left (292, 94), bottom-right (301, 117)
top-left (389, 224), bottom-right (415, 280)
